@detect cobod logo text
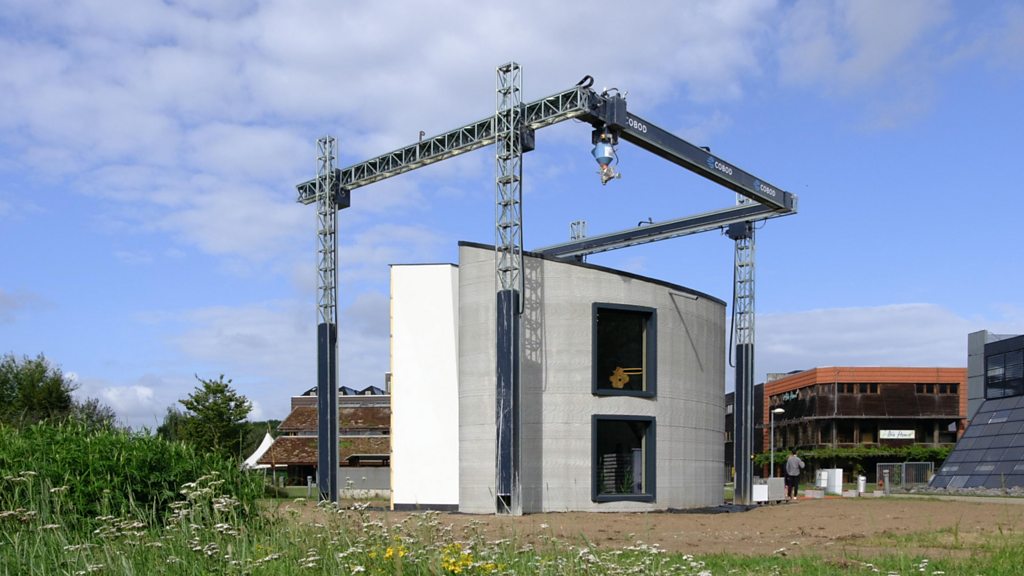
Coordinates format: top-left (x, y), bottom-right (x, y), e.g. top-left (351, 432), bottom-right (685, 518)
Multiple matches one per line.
top-left (706, 155), bottom-right (734, 176)
top-left (752, 179), bottom-right (778, 198)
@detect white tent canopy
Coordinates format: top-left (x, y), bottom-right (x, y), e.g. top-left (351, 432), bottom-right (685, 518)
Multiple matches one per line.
top-left (243, 432), bottom-right (275, 470)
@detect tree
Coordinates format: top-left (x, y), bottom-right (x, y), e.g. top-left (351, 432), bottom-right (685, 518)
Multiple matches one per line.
top-left (70, 396), bottom-right (118, 429)
top-left (178, 374), bottom-right (252, 460)
top-left (156, 406), bottom-right (190, 443)
top-left (0, 353), bottom-right (76, 425)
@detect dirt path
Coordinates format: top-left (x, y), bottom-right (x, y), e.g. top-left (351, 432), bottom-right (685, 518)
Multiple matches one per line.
top-left (445, 497), bottom-right (1024, 557)
top-left (282, 497), bottom-right (1024, 558)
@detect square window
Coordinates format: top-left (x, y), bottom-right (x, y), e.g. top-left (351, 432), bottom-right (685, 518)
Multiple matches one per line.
top-left (593, 304), bottom-right (656, 397)
top-left (592, 416), bottom-right (655, 502)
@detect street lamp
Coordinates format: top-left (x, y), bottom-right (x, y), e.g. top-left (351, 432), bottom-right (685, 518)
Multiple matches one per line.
top-left (770, 407), bottom-right (785, 478)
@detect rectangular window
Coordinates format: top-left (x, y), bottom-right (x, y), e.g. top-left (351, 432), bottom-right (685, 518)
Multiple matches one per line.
top-left (869, 383), bottom-right (879, 394)
top-left (593, 304), bottom-right (656, 397)
top-left (916, 383), bottom-right (925, 394)
top-left (592, 416), bottom-right (655, 502)
top-left (987, 353), bottom-right (1006, 398)
top-left (939, 383), bottom-right (947, 394)
top-left (950, 383), bottom-right (959, 394)
top-left (927, 383), bottom-right (935, 394)
top-left (859, 383), bottom-right (868, 394)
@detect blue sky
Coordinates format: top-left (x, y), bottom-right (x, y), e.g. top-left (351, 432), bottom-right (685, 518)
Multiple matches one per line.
top-left (1, 0), bottom-right (1022, 429)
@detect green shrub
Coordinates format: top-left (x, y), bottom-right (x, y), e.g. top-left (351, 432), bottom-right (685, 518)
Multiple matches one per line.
top-left (0, 421), bottom-right (262, 526)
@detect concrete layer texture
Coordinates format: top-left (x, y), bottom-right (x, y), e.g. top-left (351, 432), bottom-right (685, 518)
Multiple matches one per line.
top-left (458, 242), bottom-right (726, 513)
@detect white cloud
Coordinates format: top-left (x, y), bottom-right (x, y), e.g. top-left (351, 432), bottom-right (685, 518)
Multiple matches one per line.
top-left (777, 0), bottom-right (950, 92)
top-left (754, 302), bottom-right (1024, 384)
top-left (156, 183), bottom-right (307, 258)
top-left (73, 375), bottom-right (177, 430)
top-left (340, 223), bottom-right (448, 284)
top-left (0, 0), bottom-right (779, 267)
top-left (170, 293), bottom-right (391, 419)
top-left (113, 250), bottom-right (154, 265)
top-left (773, 0), bottom-right (960, 129)
top-left (175, 300), bottom-right (311, 377)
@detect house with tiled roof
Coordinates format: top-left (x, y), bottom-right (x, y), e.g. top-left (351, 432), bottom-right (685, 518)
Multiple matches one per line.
top-left (258, 386), bottom-right (390, 486)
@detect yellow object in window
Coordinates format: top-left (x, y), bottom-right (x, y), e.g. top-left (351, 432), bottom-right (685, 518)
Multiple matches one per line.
top-left (609, 366), bottom-right (643, 389)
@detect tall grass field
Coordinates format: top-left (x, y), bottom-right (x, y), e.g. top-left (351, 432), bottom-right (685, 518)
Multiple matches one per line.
top-left (3, 422), bottom-right (1024, 575)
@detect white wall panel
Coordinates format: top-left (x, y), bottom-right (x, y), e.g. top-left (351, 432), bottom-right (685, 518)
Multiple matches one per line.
top-left (390, 264), bottom-right (460, 508)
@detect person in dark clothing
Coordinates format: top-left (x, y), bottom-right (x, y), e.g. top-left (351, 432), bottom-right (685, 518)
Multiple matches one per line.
top-left (784, 448), bottom-right (805, 500)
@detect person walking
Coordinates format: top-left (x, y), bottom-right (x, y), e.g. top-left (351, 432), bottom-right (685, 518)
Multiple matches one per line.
top-left (784, 448), bottom-right (805, 500)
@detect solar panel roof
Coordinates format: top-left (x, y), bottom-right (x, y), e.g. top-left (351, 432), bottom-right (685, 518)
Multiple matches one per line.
top-left (930, 396), bottom-right (1024, 490)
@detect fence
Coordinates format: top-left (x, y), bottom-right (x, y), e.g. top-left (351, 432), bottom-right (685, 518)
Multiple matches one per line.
top-left (876, 462), bottom-right (933, 489)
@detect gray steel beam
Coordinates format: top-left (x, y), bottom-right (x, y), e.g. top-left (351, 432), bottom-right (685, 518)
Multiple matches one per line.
top-left (535, 203), bottom-right (782, 258)
top-left (614, 112), bottom-right (794, 212)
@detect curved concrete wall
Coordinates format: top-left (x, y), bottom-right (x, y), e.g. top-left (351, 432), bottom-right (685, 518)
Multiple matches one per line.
top-left (458, 243), bottom-right (725, 513)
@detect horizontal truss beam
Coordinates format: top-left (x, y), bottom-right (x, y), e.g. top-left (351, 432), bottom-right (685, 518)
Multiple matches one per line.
top-left (297, 87), bottom-right (592, 203)
top-left (535, 203), bottom-right (784, 258)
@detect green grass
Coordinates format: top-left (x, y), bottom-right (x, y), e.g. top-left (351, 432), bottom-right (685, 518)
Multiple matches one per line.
top-left (5, 425), bottom-right (1024, 575)
top-left (7, 480), bottom-right (1024, 575)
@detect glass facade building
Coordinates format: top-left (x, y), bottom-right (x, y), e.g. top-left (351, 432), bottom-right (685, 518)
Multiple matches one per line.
top-left (931, 333), bottom-right (1024, 490)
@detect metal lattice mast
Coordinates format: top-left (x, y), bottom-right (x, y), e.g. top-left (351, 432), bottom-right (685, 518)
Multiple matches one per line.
top-left (733, 238), bottom-right (755, 348)
top-left (494, 62), bottom-right (523, 515)
top-left (315, 136), bottom-right (340, 503)
top-left (317, 137), bottom-right (338, 327)
top-left (495, 62), bottom-right (524, 294)
top-left (728, 193), bottom-right (756, 505)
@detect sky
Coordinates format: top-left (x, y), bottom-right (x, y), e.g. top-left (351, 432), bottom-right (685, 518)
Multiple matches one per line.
top-left (1, 0), bottom-right (1023, 430)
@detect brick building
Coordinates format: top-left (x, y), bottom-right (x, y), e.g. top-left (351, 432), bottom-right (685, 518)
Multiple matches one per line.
top-left (763, 367), bottom-right (967, 452)
top-left (258, 386), bottom-right (390, 486)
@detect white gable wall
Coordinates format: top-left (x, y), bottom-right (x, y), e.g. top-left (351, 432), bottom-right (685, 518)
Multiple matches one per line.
top-left (390, 264), bottom-right (460, 509)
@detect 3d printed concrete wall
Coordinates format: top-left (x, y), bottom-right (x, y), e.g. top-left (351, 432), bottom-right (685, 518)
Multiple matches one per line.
top-left (458, 242), bottom-right (726, 513)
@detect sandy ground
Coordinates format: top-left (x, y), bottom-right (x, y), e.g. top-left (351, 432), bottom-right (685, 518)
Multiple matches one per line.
top-left (280, 496), bottom-right (1024, 558)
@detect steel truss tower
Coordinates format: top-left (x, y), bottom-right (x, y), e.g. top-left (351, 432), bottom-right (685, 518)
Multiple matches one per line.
top-left (728, 216), bottom-right (756, 506)
top-left (494, 62), bottom-right (524, 514)
top-left (314, 137), bottom-right (349, 502)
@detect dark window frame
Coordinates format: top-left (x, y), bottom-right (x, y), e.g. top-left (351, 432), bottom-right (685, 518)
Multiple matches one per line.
top-left (591, 415), bottom-right (656, 503)
top-left (592, 303), bottom-right (657, 398)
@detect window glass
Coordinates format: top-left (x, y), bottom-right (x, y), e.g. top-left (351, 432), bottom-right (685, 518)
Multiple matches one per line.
top-left (594, 418), bottom-right (653, 500)
top-left (594, 306), bottom-right (654, 395)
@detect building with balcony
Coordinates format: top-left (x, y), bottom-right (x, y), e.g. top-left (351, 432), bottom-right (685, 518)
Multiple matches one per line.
top-left (763, 367), bottom-right (967, 453)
